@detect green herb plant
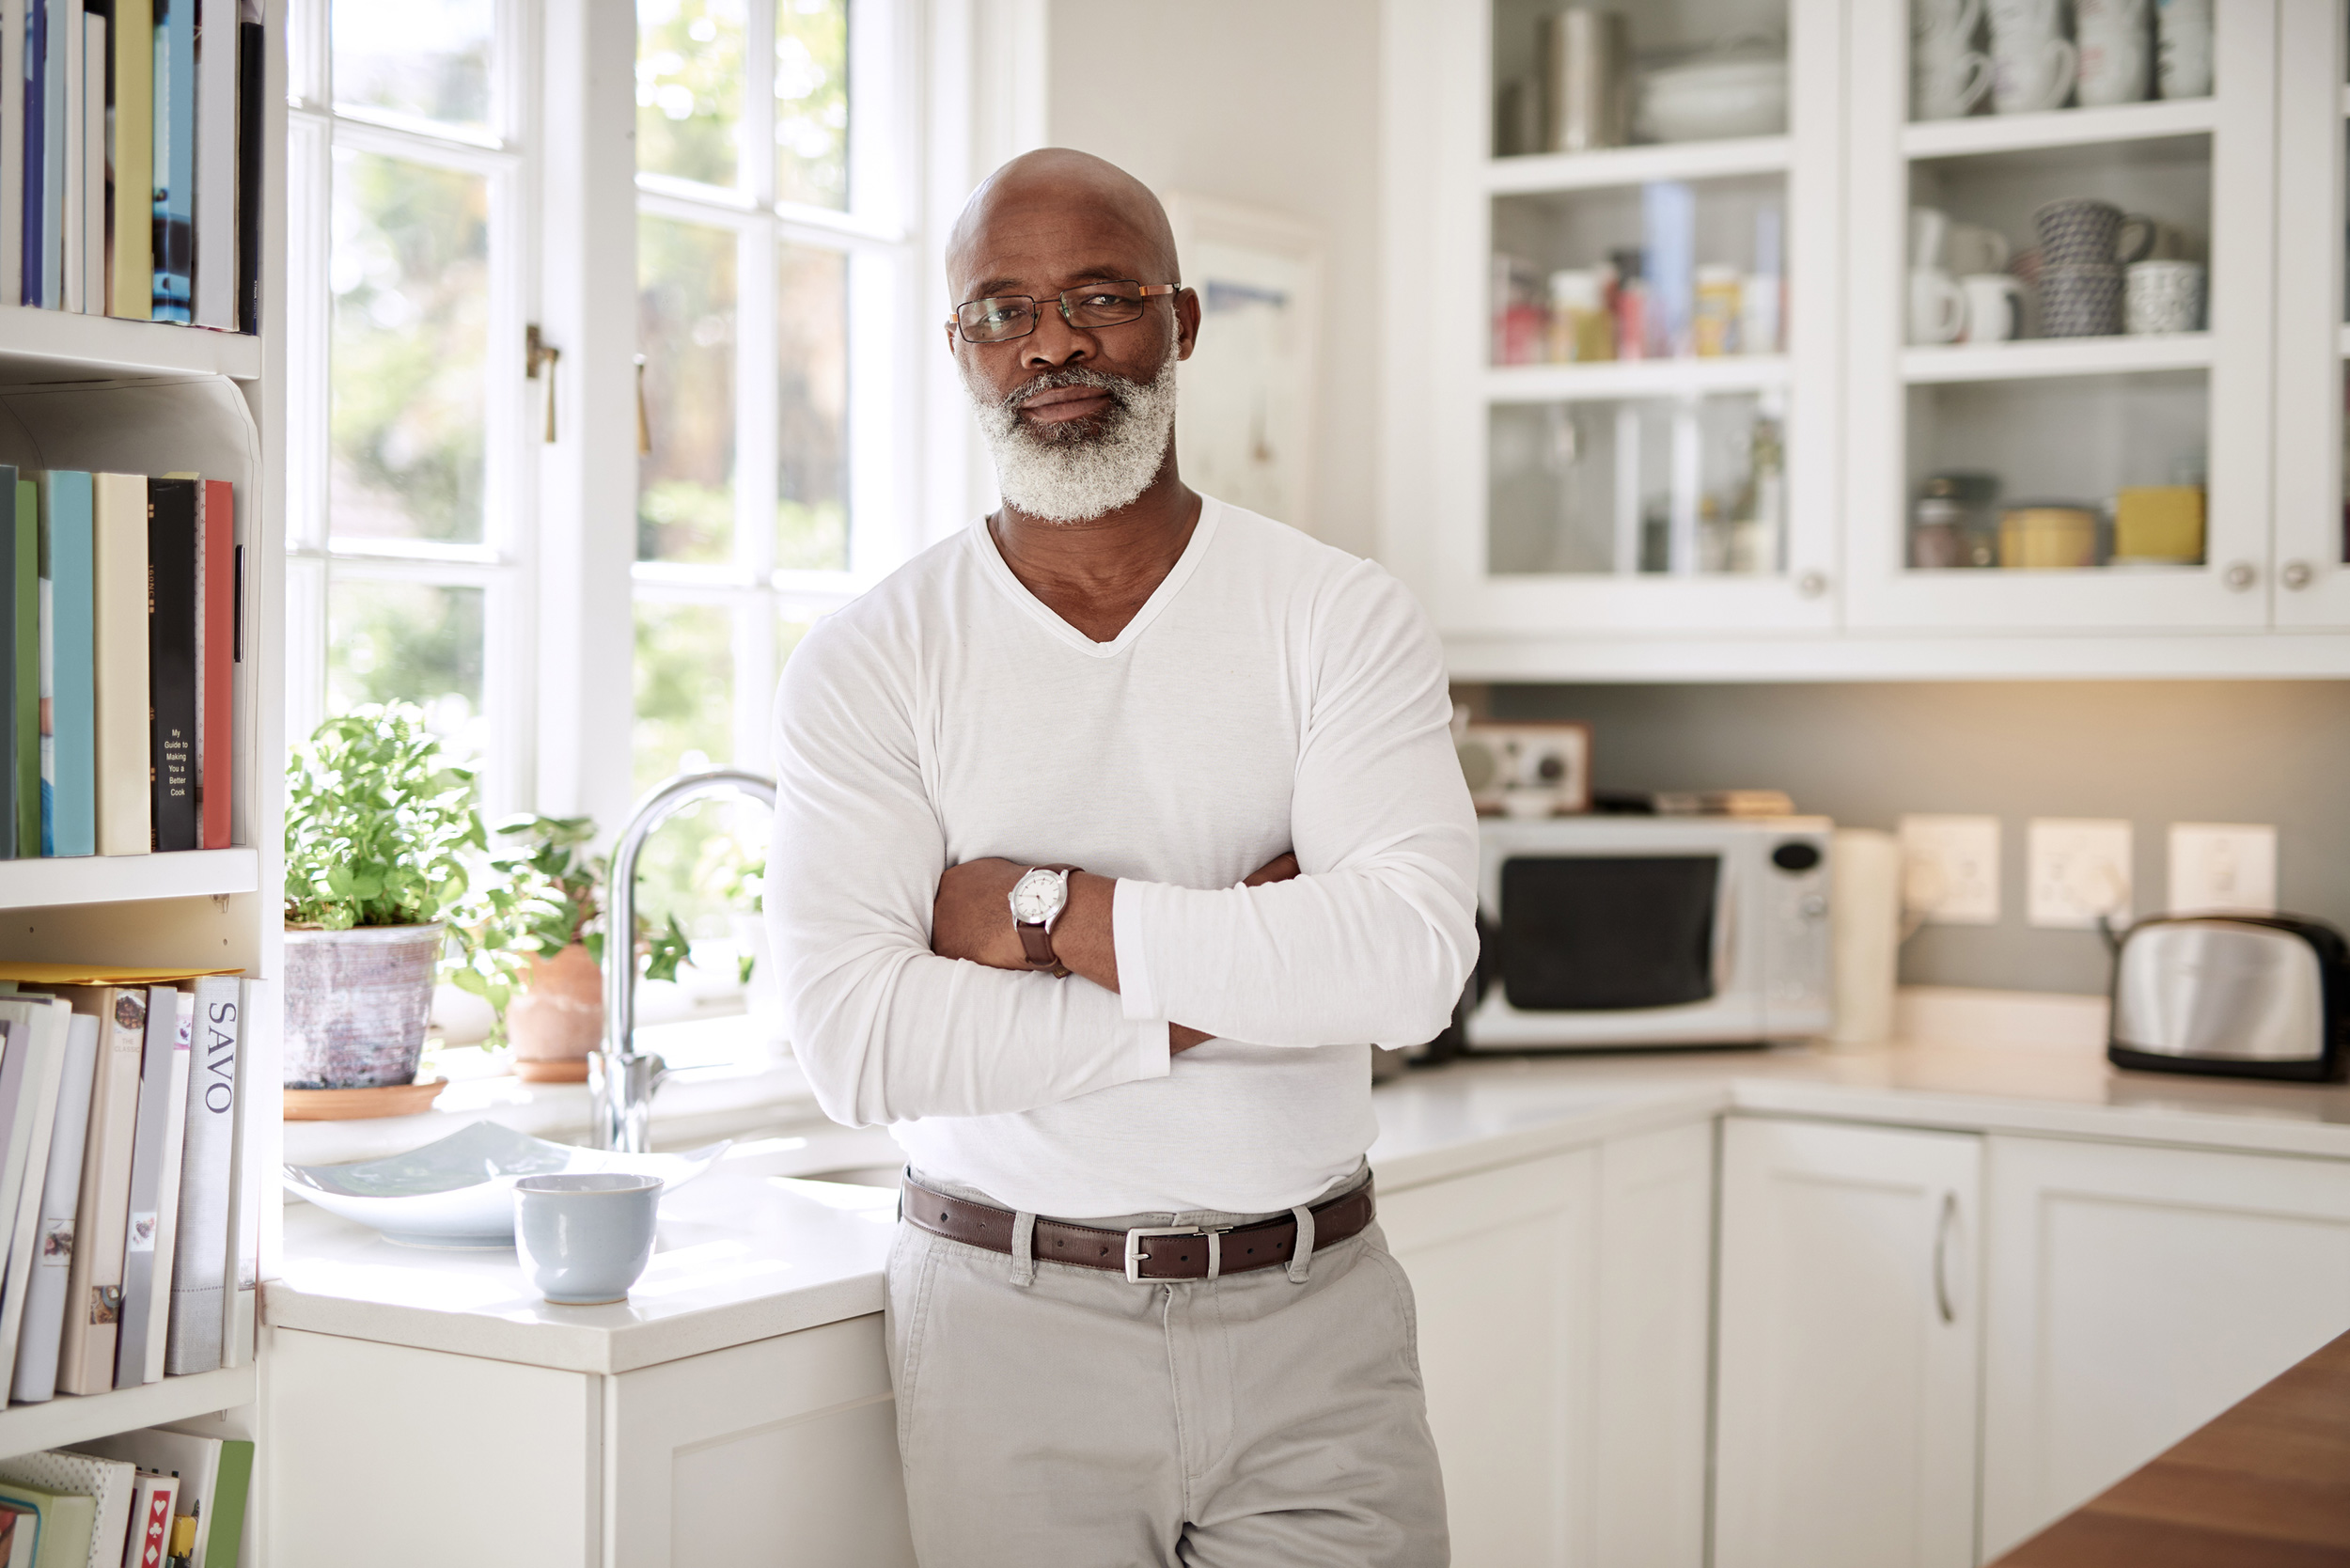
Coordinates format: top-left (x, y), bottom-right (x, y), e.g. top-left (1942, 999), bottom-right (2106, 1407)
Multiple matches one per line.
top-left (284, 704), bottom-right (485, 932)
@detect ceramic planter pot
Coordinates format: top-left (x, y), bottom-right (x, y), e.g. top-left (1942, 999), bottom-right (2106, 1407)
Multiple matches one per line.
top-left (282, 922), bottom-right (444, 1090)
top-left (509, 942), bottom-right (606, 1083)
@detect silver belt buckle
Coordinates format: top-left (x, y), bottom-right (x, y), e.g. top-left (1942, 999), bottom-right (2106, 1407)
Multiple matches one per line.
top-left (1124, 1224), bottom-right (1230, 1283)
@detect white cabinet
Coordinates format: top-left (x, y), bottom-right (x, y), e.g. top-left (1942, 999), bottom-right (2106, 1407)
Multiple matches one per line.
top-left (1714, 1116), bottom-right (1981, 1568)
top-left (1978, 1135), bottom-right (2350, 1558)
top-left (1381, 1122), bottom-right (1714, 1568)
top-left (2269, 0), bottom-right (2350, 628)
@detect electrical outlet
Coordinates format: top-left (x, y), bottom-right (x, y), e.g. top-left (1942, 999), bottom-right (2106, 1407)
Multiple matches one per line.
top-left (2028, 819), bottom-right (2134, 929)
top-left (1898, 814), bottom-right (2000, 924)
top-left (2168, 823), bottom-right (2278, 915)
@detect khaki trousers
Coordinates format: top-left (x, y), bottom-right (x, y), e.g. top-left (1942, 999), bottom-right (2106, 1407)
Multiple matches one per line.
top-left (884, 1167), bottom-right (1449, 1567)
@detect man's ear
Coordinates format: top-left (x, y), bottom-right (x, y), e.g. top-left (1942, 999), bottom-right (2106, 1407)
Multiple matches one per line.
top-left (1175, 287), bottom-right (1201, 362)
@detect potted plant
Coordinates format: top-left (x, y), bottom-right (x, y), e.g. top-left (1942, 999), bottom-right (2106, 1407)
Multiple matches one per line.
top-left (282, 704), bottom-right (488, 1090)
top-left (471, 815), bottom-right (607, 1083)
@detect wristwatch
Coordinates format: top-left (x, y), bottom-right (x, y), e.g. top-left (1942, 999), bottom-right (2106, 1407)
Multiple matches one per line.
top-left (1009, 865), bottom-right (1079, 973)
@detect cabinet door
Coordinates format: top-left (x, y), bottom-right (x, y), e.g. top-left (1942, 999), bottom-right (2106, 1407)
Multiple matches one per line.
top-left (1715, 1117), bottom-right (1982, 1568)
top-left (604, 1314), bottom-right (916, 1568)
top-left (1382, 1148), bottom-right (1599, 1568)
top-left (2270, 0), bottom-right (2350, 627)
top-left (1979, 1135), bottom-right (2350, 1558)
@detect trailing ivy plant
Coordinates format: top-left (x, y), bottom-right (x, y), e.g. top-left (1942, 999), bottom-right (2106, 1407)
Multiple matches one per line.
top-left (284, 704), bottom-right (485, 931)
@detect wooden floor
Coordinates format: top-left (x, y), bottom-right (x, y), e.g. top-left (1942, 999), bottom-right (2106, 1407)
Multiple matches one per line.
top-left (1992, 1329), bottom-right (2350, 1567)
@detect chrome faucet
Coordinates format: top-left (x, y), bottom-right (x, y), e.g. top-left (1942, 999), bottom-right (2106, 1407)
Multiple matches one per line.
top-left (589, 766), bottom-right (777, 1152)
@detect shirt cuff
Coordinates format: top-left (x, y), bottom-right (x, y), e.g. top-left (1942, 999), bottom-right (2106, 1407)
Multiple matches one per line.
top-left (1123, 1016), bottom-right (1172, 1080)
top-left (1112, 878), bottom-right (1162, 1023)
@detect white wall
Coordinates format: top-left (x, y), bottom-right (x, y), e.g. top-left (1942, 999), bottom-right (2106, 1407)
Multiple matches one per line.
top-left (1041, 0), bottom-right (1383, 558)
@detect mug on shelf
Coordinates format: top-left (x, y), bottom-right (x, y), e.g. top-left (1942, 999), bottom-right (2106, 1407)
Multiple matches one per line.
top-left (1945, 222), bottom-right (2012, 276)
top-left (1909, 268), bottom-right (1968, 344)
top-left (1988, 0), bottom-right (2078, 113)
top-left (2125, 259), bottom-right (2205, 335)
top-left (2116, 213), bottom-right (2186, 262)
top-left (1914, 0), bottom-right (1993, 119)
top-left (1961, 273), bottom-right (2024, 341)
top-left (2075, 0), bottom-right (2153, 106)
top-left (2154, 0), bottom-right (2214, 99)
top-left (2034, 196), bottom-right (2126, 266)
top-left (2039, 265), bottom-right (2124, 337)
top-left (1910, 205), bottom-right (1951, 268)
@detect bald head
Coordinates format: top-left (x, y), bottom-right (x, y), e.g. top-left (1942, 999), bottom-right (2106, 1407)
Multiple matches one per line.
top-left (946, 148), bottom-right (1181, 305)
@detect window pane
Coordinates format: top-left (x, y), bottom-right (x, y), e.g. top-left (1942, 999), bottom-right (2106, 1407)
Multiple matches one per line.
top-left (331, 0), bottom-right (494, 132)
top-left (325, 579), bottom-right (487, 760)
top-left (634, 598), bottom-right (734, 792)
top-left (636, 0), bottom-right (746, 188)
top-left (777, 242), bottom-right (848, 571)
top-left (775, 0), bottom-right (848, 211)
top-left (330, 149), bottom-right (489, 543)
top-left (638, 216), bottom-right (738, 563)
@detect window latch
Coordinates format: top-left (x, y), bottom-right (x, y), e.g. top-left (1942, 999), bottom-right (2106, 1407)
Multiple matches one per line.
top-left (526, 324), bottom-right (561, 443)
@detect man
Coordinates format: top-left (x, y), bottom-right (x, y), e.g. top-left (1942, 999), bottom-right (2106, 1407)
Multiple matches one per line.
top-left (768, 147), bottom-right (1477, 1565)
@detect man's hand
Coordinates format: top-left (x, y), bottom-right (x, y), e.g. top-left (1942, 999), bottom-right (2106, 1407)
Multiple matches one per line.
top-left (932, 850), bottom-right (1302, 1054)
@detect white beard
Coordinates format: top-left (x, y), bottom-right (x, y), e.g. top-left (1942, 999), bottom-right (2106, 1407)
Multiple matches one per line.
top-left (963, 341), bottom-right (1180, 524)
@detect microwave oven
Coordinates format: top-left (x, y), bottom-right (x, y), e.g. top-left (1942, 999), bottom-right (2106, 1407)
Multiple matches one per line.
top-left (1456, 816), bottom-right (1835, 1051)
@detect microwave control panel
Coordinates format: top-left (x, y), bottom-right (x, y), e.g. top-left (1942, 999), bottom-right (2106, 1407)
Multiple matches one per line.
top-left (1762, 836), bottom-right (1833, 1035)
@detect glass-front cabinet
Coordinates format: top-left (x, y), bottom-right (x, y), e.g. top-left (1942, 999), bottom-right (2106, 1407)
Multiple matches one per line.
top-left (2272, 0), bottom-right (2350, 628)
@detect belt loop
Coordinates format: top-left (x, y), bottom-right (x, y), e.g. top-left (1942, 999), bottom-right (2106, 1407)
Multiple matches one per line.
top-left (1287, 1203), bottom-right (1317, 1284)
top-left (1009, 1211), bottom-right (1038, 1287)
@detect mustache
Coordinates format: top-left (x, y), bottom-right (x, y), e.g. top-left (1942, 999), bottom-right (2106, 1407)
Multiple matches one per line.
top-left (1000, 365), bottom-right (1145, 413)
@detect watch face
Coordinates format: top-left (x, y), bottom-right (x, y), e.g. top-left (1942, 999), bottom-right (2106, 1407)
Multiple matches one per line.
top-left (1010, 869), bottom-right (1065, 924)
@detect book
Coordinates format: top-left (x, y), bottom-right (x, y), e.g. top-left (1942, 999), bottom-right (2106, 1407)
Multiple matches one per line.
top-left (149, 0), bottom-right (194, 322)
top-left (146, 478), bottom-right (197, 852)
top-left (0, 1482), bottom-right (91, 1568)
top-left (89, 1426), bottom-right (248, 1568)
top-left (107, 0), bottom-right (151, 321)
top-left (17, 0), bottom-right (41, 305)
top-left (0, 469), bottom-right (18, 859)
top-left (115, 987), bottom-right (188, 1388)
top-left (8, 473), bottom-right (35, 855)
top-left (52, 985), bottom-right (141, 1395)
top-left (36, 472), bottom-right (92, 858)
top-left (164, 975), bottom-right (236, 1375)
top-left (12, 1012), bottom-right (96, 1403)
top-left (127, 1475), bottom-right (173, 1568)
top-left (55, 0), bottom-right (78, 313)
top-left (191, 0), bottom-right (232, 330)
top-left (0, 995), bottom-right (70, 1386)
top-left (1, 0), bottom-right (24, 307)
top-left (0, 1450), bottom-right (132, 1568)
top-left (90, 475), bottom-right (149, 855)
top-left (196, 480), bottom-right (229, 849)
top-left (233, 3), bottom-right (258, 335)
top-left (34, 470), bottom-right (51, 853)
top-left (0, 1501), bottom-right (33, 1568)
top-left (32, 0), bottom-right (60, 307)
top-left (80, 13), bottom-right (101, 316)
top-left (215, 980), bottom-right (253, 1371)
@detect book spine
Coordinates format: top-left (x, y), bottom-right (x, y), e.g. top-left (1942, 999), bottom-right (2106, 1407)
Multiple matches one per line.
top-left (10, 1011), bottom-right (93, 1403)
top-left (218, 977), bottom-right (254, 1370)
top-left (19, 0), bottom-right (41, 306)
top-left (0, 0), bottom-right (24, 308)
top-left (107, 0), bottom-right (149, 320)
top-left (0, 1001), bottom-right (65, 1390)
top-left (10, 477), bottom-right (34, 857)
top-left (234, 8), bottom-right (257, 334)
top-left (149, 0), bottom-right (192, 321)
top-left (136, 1476), bottom-right (172, 1568)
top-left (56, 985), bottom-right (139, 1394)
top-left (0, 469), bottom-right (16, 860)
top-left (196, 478), bottom-right (229, 848)
top-left (38, 0), bottom-right (60, 307)
top-left (56, 0), bottom-right (77, 312)
top-left (164, 973), bottom-right (234, 1375)
top-left (138, 990), bottom-right (191, 1382)
top-left (34, 478), bottom-right (51, 855)
top-left (191, 0), bottom-right (230, 329)
top-left (91, 472), bottom-right (149, 855)
top-left (41, 471), bottom-right (91, 857)
top-left (112, 983), bottom-right (175, 1388)
top-left (146, 477), bottom-right (196, 852)
top-left (82, 10), bottom-right (102, 313)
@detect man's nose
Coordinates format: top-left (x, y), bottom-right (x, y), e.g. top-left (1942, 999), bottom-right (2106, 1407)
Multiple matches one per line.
top-left (1020, 306), bottom-right (1097, 371)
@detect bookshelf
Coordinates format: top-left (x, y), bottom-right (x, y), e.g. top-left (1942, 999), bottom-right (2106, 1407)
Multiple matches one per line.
top-left (0, 0), bottom-right (286, 1524)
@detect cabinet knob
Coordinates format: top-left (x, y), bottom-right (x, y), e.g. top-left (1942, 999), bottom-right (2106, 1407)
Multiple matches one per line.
top-left (2222, 561), bottom-right (2256, 592)
top-left (2281, 559), bottom-right (2314, 590)
top-left (1795, 570), bottom-right (1829, 600)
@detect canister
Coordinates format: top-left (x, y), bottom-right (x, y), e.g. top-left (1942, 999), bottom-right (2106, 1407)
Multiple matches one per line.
top-left (2000, 505), bottom-right (2099, 569)
top-left (1542, 8), bottom-right (1630, 154)
top-left (2111, 485), bottom-right (2205, 562)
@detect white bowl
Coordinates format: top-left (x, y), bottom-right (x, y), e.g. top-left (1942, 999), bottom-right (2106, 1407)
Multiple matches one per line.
top-left (1639, 57), bottom-right (1790, 142)
top-left (283, 1121), bottom-right (733, 1248)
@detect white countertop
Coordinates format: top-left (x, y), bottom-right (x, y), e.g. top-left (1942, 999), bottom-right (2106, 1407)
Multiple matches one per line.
top-left (266, 1033), bottom-right (2350, 1376)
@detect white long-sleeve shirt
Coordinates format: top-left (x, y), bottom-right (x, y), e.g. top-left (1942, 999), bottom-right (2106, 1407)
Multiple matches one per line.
top-left (766, 498), bottom-right (1479, 1216)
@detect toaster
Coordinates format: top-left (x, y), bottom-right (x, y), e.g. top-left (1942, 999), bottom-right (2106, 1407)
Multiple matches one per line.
top-left (2108, 914), bottom-right (2350, 1082)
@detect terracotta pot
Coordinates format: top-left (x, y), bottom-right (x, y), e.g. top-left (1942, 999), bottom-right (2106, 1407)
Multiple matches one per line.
top-left (509, 942), bottom-right (606, 1083)
top-left (282, 922), bottom-right (444, 1090)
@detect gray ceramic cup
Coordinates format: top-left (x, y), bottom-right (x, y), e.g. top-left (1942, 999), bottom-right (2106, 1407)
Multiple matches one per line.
top-left (513, 1173), bottom-right (664, 1305)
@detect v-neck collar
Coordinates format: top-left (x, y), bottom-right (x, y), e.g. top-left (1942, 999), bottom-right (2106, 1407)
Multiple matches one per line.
top-left (972, 498), bottom-right (1222, 659)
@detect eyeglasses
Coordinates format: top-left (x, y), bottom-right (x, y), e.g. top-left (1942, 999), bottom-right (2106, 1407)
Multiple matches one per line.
top-left (950, 280), bottom-right (1180, 344)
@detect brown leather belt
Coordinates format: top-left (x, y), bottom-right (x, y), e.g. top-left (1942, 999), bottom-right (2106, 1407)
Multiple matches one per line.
top-left (902, 1174), bottom-right (1376, 1283)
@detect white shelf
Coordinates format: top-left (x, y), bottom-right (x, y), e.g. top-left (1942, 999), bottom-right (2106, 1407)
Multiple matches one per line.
top-left (0, 306), bottom-right (262, 385)
top-left (1901, 334), bottom-right (2212, 384)
top-left (0, 1365), bottom-right (256, 1462)
top-left (1903, 98), bottom-right (2217, 162)
top-left (1486, 355), bottom-right (1792, 402)
top-left (1486, 136), bottom-right (1790, 195)
top-left (0, 848), bottom-right (261, 912)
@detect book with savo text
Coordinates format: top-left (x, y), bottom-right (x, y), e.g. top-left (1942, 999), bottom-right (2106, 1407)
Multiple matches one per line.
top-left (91, 474), bottom-right (149, 855)
top-left (0, 1482), bottom-right (89, 1568)
top-left (8, 474), bottom-right (36, 856)
top-left (196, 479), bottom-right (231, 849)
top-left (35, 472), bottom-right (92, 858)
top-left (166, 973), bottom-right (238, 1374)
top-left (116, 985), bottom-right (189, 1387)
top-left (12, 1012), bottom-right (97, 1403)
top-left (150, 0), bottom-right (195, 322)
top-left (109, 0), bottom-right (152, 321)
top-left (218, 978), bottom-right (256, 1369)
top-left (0, 1450), bottom-right (132, 1568)
top-left (192, 0), bottom-right (234, 329)
top-left (147, 478), bottom-right (198, 853)
top-left (0, 0), bottom-right (24, 307)
top-left (53, 984), bottom-right (143, 1394)
top-left (0, 994), bottom-right (70, 1388)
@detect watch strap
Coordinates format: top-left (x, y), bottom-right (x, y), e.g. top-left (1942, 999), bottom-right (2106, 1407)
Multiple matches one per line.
top-left (1015, 865), bottom-right (1080, 974)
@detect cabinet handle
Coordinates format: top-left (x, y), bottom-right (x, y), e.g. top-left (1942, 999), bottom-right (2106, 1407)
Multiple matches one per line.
top-left (1933, 1192), bottom-right (1958, 1325)
top-left (1796, 570), bottom-right (1829, 599)
top-left (2281, 560), bottom-right (2313, 591)
top-left (2222, 561), bottom-right (2257, 592)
